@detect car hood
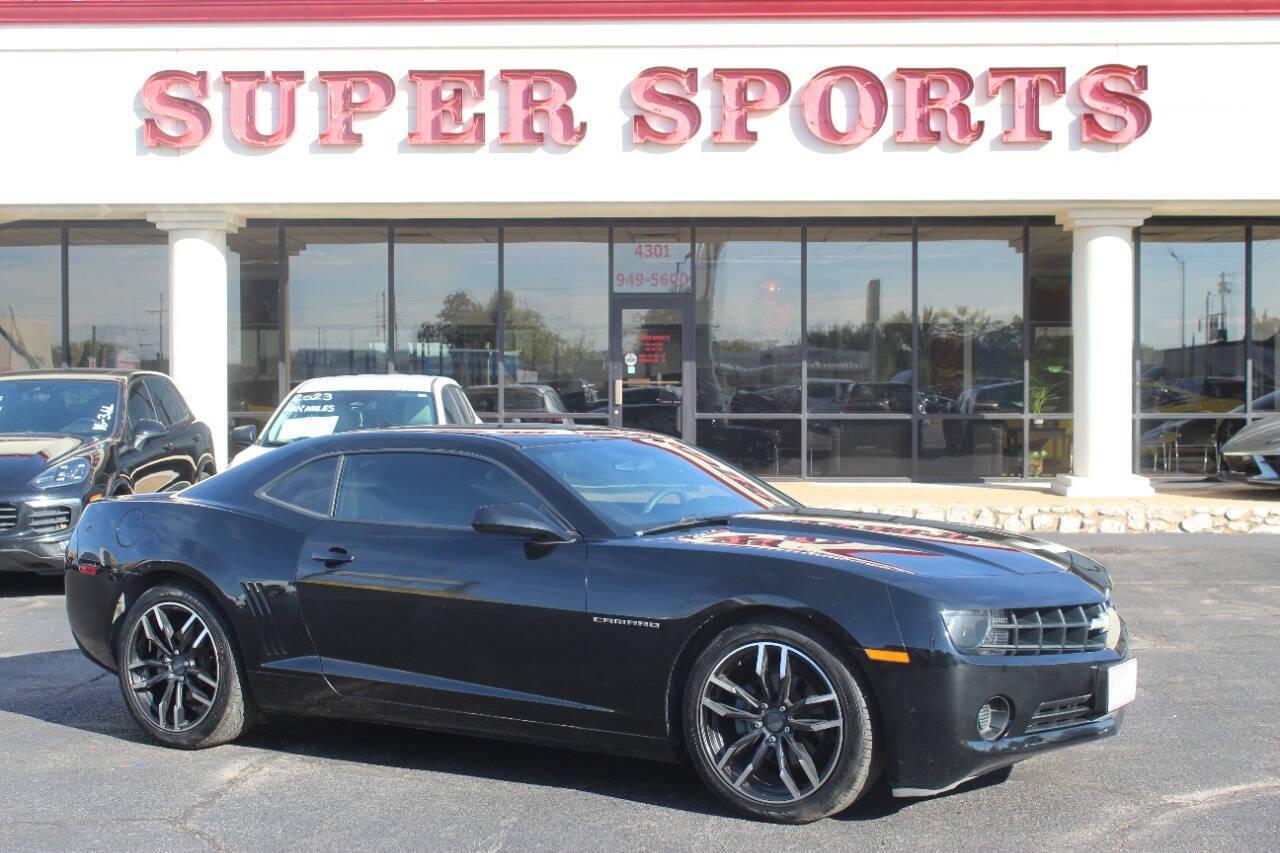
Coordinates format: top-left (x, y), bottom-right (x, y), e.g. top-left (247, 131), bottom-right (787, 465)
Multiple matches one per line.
top-left (0, 434), bottom-right (102, 489)
top-left (667, 509), bottom-right (1109, 583)
top-left (1221, 416), bottom-right (1280, 455)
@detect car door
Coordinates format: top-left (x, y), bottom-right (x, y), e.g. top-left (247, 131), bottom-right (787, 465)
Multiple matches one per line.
top-left (115, 380), bottom-right (184, 493)
top-left (143, 376), bottom-right (202, 482)
top-left (294, 449), bottom-right (594, 727)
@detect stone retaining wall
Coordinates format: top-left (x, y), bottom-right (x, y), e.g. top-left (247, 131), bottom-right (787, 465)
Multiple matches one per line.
top-left (822, 503), bottom-right (1280, 534)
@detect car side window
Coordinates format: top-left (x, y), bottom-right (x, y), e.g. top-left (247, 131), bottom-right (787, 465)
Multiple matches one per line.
top-left (145, 377), bottom-right (190, 425)
top-left (126, 382), bottom-right (158, 429)
top-left (263, 456), bottom-right (341, 516)
top-left (442, 386), bottom-right (467, 424)
top-left (334, 452), bottom-right (540, 528)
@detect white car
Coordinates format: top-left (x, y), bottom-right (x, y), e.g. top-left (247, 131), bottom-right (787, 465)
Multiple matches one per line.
top-left (230, 374), bottom-right (480, 467)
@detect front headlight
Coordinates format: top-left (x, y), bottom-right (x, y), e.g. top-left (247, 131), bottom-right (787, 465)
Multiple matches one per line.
top-left (32, 456), bottom-right (92, 489)
top-left (941, 609), bottom-right (1003, 655)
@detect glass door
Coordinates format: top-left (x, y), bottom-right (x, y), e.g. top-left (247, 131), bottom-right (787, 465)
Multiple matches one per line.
top-left (610, 297), bottom-right (694, 440)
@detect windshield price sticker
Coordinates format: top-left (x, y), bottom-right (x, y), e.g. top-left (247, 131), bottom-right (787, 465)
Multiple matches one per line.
top-left (93, 404), bottom-right (115, 431)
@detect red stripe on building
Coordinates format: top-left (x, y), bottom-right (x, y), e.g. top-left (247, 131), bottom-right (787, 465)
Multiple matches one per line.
top-left (1, 1), bottom-right (1279, 25)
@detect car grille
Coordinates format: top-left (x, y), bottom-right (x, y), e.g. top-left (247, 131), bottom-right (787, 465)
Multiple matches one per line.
top-left (982, 604), bottom-right (1109, 655)
top-left (1224, 454), bottom-right (1261, 477)
top-left (1026, 693), bottom-right (1099, 734)
top-left (28, 506), bottom-right (73, 535)
top-left (0, 503), bottom-right (16, 532)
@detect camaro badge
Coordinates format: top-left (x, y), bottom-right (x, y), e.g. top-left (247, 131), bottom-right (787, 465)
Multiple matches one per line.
top-left (592, 615), bottom-right (660, 629)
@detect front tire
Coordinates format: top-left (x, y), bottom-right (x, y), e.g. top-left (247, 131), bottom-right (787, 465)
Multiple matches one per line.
top-left (683, 621), bottom-right (877, 823)
top-left (115, 584), bottom-right (255, 748)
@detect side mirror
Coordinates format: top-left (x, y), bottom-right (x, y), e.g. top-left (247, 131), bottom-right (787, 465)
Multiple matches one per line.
top-left (472, 503), bottom-right (574, 543)
top-left (231, 424), bottom-right (258, 448)
top-left (131, 419), bottom-right (166, 449)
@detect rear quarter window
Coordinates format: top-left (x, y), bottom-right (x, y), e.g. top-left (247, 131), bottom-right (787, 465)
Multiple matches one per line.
top-left (263, 456), bottom-right (341, 516)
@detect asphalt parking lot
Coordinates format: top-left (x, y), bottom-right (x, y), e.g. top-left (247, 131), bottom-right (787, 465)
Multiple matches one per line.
top-left (2, 534), bottom-right (1278, 851)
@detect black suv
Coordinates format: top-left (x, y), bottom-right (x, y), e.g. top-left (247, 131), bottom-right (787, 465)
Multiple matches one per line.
top-left (0, 369), bottom-right (215, 575)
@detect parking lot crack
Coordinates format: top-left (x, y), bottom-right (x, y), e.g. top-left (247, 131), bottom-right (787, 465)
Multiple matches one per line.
top-left (1107, 776), bottom-right (1280, 849)
top-left (172, 753), bottom-right (285, 851)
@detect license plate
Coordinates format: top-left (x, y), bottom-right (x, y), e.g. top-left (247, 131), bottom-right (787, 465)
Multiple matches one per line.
top-left (1105, 658), bottom-right (1137, 712)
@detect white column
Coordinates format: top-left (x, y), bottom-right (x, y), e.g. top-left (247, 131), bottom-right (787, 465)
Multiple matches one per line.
top-left (1052, 207), bottom-right (1154, 498)
top-left (147, 211), bottom-right (245, 472)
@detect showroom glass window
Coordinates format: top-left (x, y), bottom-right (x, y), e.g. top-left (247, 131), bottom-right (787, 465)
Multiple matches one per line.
top-left (1137, 225), bottom-right (1246, 476)
top-left (228, 226), bottom-right (284, 438)
top-left (393, 225), bottom-right (499, 388)
top-left (916, 224), bottom-right (1025, 479)
top-left (0, 227), bottom-right (61, 370)
top-left (501, 224), bottom-right (609, 416)
top-left (805, 223), bottom-right (913, 477)
top-left (1251, 226), bottom-right (1280, 413)
top-left (68, 224), bottom-right (169, 372)
top-left (1028, 226), bottom-right (1073, 478)
top-left (613, 223), bottom-right (693, 293)
top-left (286, 225), bottom-right (389, 386)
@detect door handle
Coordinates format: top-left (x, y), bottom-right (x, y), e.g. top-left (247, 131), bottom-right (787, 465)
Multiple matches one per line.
top-left (311, 547), bottom-right (355, 569)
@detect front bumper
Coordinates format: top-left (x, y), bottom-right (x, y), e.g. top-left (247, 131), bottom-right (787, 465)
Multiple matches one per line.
top-left (0, 493), bottom-right (86, 573)
top-left (872, 645), bottom-right (1133, 797)
top-left (1219, 453), bottom-right (1280, 486)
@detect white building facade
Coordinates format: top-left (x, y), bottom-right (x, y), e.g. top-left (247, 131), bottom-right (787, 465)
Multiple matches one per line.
top-left (2, 0), bottom-right (1278, 493)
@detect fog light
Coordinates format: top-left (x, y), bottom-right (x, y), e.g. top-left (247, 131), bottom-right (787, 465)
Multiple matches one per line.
top-left (977, 696), bottom-right (1011, 741)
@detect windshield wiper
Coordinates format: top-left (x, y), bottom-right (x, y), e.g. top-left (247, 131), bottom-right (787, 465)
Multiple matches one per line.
top-left (635, 515), bottom-right (733, 537)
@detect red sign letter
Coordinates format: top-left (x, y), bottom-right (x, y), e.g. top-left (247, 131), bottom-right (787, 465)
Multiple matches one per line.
top-left (141, 70), bottom-right (211, 149)
top-left (895, 68), bottom-right (983, 145)
top-left (316, 71), bottom-right (396, 146)
top-left (499, 70), bottom-right (587, 146)
top-left (712, 68), bottom-right (791, 144)
top-left (1080, 64), bottom-right (1151, 144)
top-left (987, 67), bottom-right (1065, 143)
top-left (408, 71), bottom-right (485, 145)
top-left (800, 66), bottom-right (887, 146)
top-left (222, 71), bottom-right (304, 148)
top-left (631, 67), bottom-right (701, 145)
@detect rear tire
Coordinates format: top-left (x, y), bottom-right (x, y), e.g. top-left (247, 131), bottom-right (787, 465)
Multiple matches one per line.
top-left (115, 584), bottom-right (255, 748)
top-left (683, 621), bottom-right (877, 823)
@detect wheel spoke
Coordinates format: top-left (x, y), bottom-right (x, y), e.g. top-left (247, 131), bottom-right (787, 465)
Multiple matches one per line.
top-left (789, 693), bottom-right (837, 711)
top-left (186, 682), bottom-right (213, 708)
top-left (153, 608), bottom-right (179, 654)
top-left (785, 734), bottom-right (822, 790)
top-left (178, 613), bottom-right (198, 650)
top-left (173, 682), bottom-right (186, 729)
top-left (709, 674), bottom-right (762, 710)
top-left (129, 658), bottom-right (165, 672)
top-left (141, 613), bottom-right (174, 657)
top-left (702, 696), bottom-right (760, 721)
top-left (715, 729), bottom-right (763, 771)
top-left (777, 646), bottom-right (793, 705)
top-left (788, 717), bottom-right (841, 733)
top-left (156, 680), bottom-right (176, 727)
top-left (732, 736), bottom-right (771, 789)
top-left (754, 644), bottom-right (770, 698)
top-left (132, 673), bottom-right (168, 691)
top-left (191, 628), bottom-right (211, 651)
top-left (775, 738), bottom-right (802, 800)
top-left (190, 667), bottom-right (217, 691)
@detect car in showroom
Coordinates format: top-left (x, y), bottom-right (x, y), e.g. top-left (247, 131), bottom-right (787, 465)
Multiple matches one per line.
top-left (1218, 411), bottom-right (1280, 484)
top-left (64, 426), bottom-right (1134, 823)
top-left (0, 369), bottom-right (214, 574)
top-left (229, 374), bottom-right (480, 467)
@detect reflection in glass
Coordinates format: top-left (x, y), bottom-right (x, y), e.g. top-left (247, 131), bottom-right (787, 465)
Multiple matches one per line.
top-left (1028, 417), bottom-right (1072, 478)
top-left (918, 418), bottom-right (1023, 479)
top-left (697, 419), bottom-right (801, 477)
top-left (394, 225), bottom-right (500, 386)
top-left (1029, 226), bottom-right (1072, 414)
top-left (620, 307), bottom-right (683, 437)
top-left (806, 225), bottom-right (913, 413)
top-left (68, 225), bottom-right (168, 371)
top-left (918, 226), bottom-right (1024, 415)
top-left (287, 226), bottom-right (389, 386)
top-left (696, 225), bottom-right (801, 414)
top-left (809, 420), bottom-right (912, 477)
top-left (0, 227), bottom-right (61, 371)
top-left (1138, 417), bottom-right (1241, 476)
top-left (1251, 227), bottom-right (1280, 409)
top-left (228, 227), bottom-right (282, 419)
top-left (613, 224), bottom-right (692, 293)
top-left (502, 225), bottom-right (609, 413)
top-left (1139, 225), bottom-right (1245, 414)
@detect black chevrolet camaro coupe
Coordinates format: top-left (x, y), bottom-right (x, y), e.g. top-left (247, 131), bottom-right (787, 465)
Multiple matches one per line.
top-left (0, 369), bottom-right (215, 574)
top-left (65, 426), bottom-right (1135, 823)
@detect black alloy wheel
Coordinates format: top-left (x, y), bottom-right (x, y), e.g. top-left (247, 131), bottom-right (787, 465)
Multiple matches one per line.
top-left (684, 622), bottom-right (877, 823)
top-left (116, 585), bottom-right (255, 748)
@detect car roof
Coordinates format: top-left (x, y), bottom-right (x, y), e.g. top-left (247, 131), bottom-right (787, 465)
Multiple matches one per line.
top-left (0, 368), bottom-right (152, 382)
top-left (289, 374), bottom-right (457, 393)
top-left (369, 423), bottom-right (634, 448)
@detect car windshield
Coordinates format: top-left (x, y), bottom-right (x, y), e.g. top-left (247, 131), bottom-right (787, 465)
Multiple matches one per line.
top-left (263, 389), bottom-right (439, 447)
top-left (0, 379), bottom-right (121, 438)
top-left (525, 434), bottom-right (794, 533)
